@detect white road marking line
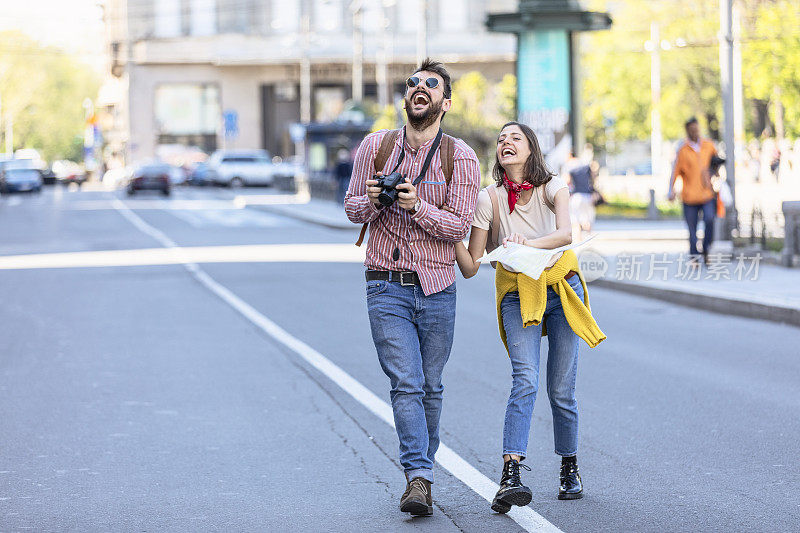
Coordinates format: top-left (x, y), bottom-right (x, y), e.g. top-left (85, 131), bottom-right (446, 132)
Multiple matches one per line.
top-left (111, 198), bottom-right (563, 533)
top-left (0, 244), bottom-right (365, 270)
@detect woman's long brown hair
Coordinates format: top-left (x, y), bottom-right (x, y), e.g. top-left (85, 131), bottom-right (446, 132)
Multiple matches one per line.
top-left (492, 121), bottom-right (555, 188)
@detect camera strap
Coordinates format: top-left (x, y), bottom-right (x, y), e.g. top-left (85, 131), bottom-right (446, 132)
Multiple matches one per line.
top-left (412, 128), bottom-right (443, 186)
top-left (382, 128), bottom-right (442, 185)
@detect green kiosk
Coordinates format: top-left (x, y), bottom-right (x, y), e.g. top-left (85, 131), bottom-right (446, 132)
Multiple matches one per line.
top-left (487, 0), bottom-right (612, 170)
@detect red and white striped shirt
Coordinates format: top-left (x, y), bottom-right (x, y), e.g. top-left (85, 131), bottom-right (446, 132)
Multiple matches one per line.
top-left (345, 128), bottom-right (481, 295)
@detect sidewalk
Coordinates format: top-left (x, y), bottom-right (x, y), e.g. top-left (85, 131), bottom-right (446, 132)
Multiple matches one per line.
top-left (248, 196), bottom-right (355, 230)
top-left (247, 196), bottom-right (800, 327)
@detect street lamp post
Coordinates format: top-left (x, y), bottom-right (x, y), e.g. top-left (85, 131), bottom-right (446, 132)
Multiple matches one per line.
top-left (720, 0), bottom-right (738, 240)
top-left (351, 0), bottom-right (364, 104)
top-left (416, 0), bottom-right (427, 65)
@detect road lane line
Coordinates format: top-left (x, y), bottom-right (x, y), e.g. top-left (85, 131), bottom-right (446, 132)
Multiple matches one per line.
top-left (112, 198), bottom-right (563, 533)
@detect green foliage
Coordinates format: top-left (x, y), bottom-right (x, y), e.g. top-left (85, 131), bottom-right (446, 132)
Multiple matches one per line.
top-left (371, 102), bottom-right (400, 132)
top-left (581, 0), bottom-right (800, 147)
top-left (0, 31), bottom-right (100, 161)
top-left (742, 0), bottom-right (800, 138)
top-left (595, 195), bottom-right (682, 219)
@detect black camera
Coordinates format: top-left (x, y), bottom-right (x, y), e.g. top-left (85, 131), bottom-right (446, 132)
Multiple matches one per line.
top-left (375, 172), bottom-right (406, 206)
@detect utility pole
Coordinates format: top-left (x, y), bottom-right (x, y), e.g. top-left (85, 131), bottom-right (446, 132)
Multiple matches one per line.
top-left (376, 0), bottom-right (394, 108)
top-left (351, 0), bottom-right (364, 103)
top-left (300, 13), bottom-right (311, 123)
top-left (649, 22), bottom-right (662, 180)
top-left (416, 0), bottom-right (427, 65)
top-left (720, 0), bottom-right (737, 239)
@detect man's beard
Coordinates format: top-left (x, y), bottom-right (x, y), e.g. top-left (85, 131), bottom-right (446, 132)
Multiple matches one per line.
top-left (404, 92), bottom-right (444, 130)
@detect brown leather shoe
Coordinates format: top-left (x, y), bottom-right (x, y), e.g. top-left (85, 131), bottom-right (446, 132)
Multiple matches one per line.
top-left (400, 477), bottom-right (433, 516)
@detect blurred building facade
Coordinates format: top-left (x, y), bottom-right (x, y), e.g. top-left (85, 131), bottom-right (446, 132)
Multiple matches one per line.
top-left (102, 0), bottom-right (517, 163)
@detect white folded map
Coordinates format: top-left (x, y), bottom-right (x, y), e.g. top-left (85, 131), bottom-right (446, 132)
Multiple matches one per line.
top-left (477, 235), bottom-right (596, 281)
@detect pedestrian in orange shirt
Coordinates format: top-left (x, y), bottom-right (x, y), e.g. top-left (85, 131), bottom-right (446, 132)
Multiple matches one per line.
top-left (668, 117), bottom-right (718, 264)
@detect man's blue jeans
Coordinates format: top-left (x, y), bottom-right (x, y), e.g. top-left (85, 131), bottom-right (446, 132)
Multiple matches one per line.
top-left (683, 198), bottom-right (716, 255)
top-left (500, 274), bottom-right (583, 459)
top-left (366, 279), bottom-right (456, 483)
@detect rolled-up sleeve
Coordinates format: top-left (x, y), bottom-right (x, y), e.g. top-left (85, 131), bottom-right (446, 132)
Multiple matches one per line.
top-left (344, 131), bottom-right (384, 224)
top-left (411, 151), bottom-right (480, 242)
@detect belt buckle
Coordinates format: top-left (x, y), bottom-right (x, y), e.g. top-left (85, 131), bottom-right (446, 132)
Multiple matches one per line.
top-left (399, 271), bottom-right (415, 286)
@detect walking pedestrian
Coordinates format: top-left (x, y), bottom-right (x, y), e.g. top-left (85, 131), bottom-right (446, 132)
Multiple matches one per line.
top-left (334, 149), bottom-right (353, 204)
top-left (344, 58), bottom-right (480, 517)
top-left (564, 155), bottom-right (597, 238)
top-left (668, 117), bottom-right (719, 264)
top-left (449, 121), bottom-right (606, 512)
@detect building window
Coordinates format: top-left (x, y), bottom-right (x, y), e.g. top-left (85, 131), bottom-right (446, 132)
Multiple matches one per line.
top-left (314, 86), bottom-right (346, 122)
top-left (314, 0), bottom-right (342, 32)
top-left (272, 0), bottom-right (300, 32)
top-left (217, 0), bottom-right (252, 33)
top-left (191, 0), bottom-right (216, 36)
top-left (154, 0), bottom-right (181, 38)
top-left (155, 84), bottom-right (220, 140)
top-left (398, 0), bottom-right (421, 34)
top-left (361, 1), bottom-right (382, 34)
top-left (438, 0), bottom-right (468, 32)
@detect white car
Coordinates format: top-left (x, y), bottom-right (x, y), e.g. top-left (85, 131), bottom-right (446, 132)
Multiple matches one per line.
top-left (208, 150), bottom-right (276, 187)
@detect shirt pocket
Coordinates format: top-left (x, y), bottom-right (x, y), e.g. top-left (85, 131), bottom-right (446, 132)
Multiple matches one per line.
top-left (418, 176), bottom-right (448, 208)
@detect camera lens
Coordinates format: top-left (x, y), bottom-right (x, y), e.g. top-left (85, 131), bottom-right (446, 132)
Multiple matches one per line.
top-left (378, 190), bottom-right (396, 206)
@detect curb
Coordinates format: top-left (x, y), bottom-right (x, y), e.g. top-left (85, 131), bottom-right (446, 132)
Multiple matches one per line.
top-left (248, 203), bottom-right (355, 230)
top-left (592, 278), bottom-right (800, 327)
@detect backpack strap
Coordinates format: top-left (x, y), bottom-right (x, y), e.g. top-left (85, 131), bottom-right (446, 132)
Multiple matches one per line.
top-left (356, 130), bottom-right (400, 247)
top-left (487, 185), bottom-right (500, 269)
top-left (542, 180), bottom-right (556, 214)
top-left (441, 134), bottom-right (454, 185)
top-left (374, 129), bottom-right (400, 174)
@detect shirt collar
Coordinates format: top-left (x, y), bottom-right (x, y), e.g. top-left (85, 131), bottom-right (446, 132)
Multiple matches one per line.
top-left (398, 126), bottom-right (439, 154)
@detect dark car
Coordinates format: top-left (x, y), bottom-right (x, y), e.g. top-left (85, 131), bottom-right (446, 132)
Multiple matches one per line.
top-left (40, 167), bottom-right (57, 185)
top-left (0, 161), bottom-right (43, 193)
top-left (128, 163), bottom-right (171, 196)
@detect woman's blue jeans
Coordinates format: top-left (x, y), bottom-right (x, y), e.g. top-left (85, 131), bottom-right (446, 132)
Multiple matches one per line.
top-left (500, 274), bottom-right (583, 459)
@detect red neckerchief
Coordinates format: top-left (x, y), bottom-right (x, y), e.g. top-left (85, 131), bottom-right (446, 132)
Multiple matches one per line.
top-left (502, 172), bottom-right (533, 214)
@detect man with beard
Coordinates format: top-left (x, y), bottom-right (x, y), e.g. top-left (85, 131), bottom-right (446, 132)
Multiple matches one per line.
top-left (344, 59), bottom-right (480, 516)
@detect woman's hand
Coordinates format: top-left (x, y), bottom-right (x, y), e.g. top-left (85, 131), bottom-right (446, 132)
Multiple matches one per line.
top-left (503, 232), bottom-right (529, 247)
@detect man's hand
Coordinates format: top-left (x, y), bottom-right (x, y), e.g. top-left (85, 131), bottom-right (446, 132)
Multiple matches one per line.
top-left (503, 232), bottom-right (529, 247)
top-left (366, 172), bottom-right (383, 207)
top-left (396, 178), bottom-right (418, 212)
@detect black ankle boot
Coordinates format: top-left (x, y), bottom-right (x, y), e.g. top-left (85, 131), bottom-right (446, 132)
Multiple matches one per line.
top-left (491, 459), bottom-right (532, 513)
top-left (558, 459), bottom-right (583, 500)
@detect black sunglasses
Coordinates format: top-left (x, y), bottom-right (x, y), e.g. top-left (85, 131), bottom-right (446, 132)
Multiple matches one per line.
top-left (406, 76), bottom-right (439, 90)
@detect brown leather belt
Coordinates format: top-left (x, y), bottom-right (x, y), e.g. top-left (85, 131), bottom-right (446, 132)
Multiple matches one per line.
top-left (365, 270), bottom-right (421, 286)
top-left (564, 270), bottom-right (578, 281)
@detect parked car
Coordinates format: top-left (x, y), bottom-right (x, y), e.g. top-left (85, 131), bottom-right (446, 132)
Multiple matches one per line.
top-left (52, 160), bottom-right (87, 186)
top-left (271, 155), bottom-right (303, 179)
top-left (188, 161), bottom-right (211, 186)
top-left (0, 160), bottom-right (43, 193)
top-left (127, 163), bottom-right (171, 196)
top-left (168, 166), bottom-right (188, 185)
top-left (207, 149), bottom-right (276, 187)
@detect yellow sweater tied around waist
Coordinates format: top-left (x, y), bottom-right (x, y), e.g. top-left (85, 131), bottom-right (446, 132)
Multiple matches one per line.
top-left (495, 249), bottom-right (606, 355)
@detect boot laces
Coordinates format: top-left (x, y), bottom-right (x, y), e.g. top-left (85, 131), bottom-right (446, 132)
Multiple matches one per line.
top-left (503, 460), bottom-right (530, 485)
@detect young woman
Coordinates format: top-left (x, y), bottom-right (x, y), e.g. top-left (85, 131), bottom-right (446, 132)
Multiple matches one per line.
top-left (450, 122), bottom-right (606, 512)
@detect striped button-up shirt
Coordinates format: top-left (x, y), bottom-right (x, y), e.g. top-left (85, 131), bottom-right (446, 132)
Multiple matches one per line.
top-left (345, 128), bottom-right (481, 295)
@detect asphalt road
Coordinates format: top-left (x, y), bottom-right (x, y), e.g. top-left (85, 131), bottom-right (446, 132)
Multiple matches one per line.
top-left (1, 185), bottom-right (798, 532)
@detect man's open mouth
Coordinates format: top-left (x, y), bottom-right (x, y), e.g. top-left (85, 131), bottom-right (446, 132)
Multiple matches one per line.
top-left (413, 92), bottom-right (429, 105)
